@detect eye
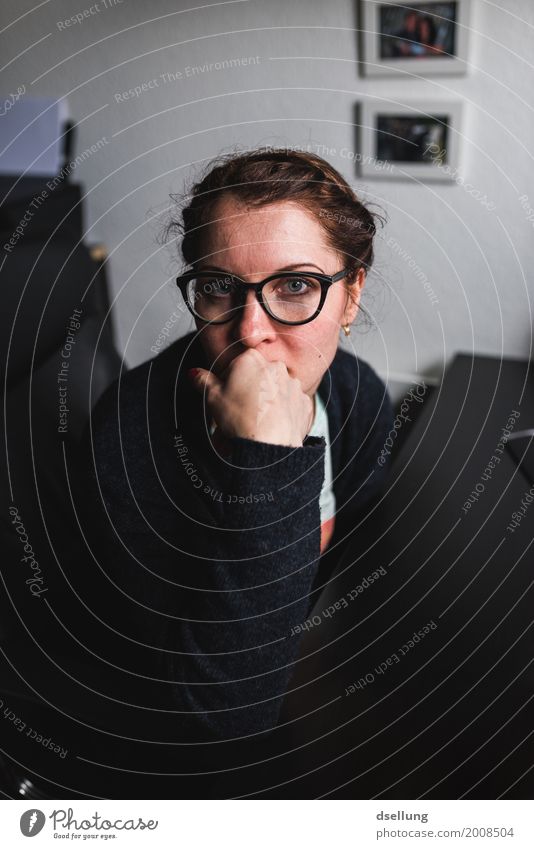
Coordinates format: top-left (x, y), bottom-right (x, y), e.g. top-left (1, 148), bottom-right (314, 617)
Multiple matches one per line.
top-left (276, 276), bottom-right (319, 296)
top-left (199, 276), bottom-right (235, 297)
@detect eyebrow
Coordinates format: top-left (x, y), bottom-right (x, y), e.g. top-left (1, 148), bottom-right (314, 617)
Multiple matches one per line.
top-left (197, 262), bottom-right (326, 275)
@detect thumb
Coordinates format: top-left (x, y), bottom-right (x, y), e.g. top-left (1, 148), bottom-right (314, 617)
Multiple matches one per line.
top-left (187, 367), bottom-right (221, 394)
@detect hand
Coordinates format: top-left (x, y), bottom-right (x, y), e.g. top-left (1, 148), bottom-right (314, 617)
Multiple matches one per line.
top-left (188, 349), bottom-right (314, 448)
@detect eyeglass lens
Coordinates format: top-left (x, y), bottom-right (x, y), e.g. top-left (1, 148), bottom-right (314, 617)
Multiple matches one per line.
top-left (186, 274), bottom-right (323, 323)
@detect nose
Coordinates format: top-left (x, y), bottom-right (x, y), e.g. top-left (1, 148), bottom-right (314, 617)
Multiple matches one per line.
top-left (232, 286), bottom-right (277, 348)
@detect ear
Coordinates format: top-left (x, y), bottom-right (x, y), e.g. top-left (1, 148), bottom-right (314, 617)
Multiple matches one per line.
top-left (342, 267), bottom-right (365, 326)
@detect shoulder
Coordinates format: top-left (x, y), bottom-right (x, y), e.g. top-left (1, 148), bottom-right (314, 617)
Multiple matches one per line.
top-left (77, 334), bottom-right (196, 487)
top-left (89, 331), bottom-right (199, 435)
top-left (327, 345), bottom-right (394, 432)
top-left (333, 345), bottom-right (387, 391)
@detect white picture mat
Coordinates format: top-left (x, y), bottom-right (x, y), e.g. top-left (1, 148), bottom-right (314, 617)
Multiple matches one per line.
top-left (359, 99), bottom-right (464, 180)
top-left (361, 0), bottom-right (471, 77)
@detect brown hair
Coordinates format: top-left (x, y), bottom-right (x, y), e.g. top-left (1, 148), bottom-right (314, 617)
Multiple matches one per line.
top-left (161, 147), bottom-right (386, 322)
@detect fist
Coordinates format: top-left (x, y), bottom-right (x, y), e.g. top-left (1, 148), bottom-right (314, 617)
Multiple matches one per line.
top-left (188, 349), bottom-right (314, 448)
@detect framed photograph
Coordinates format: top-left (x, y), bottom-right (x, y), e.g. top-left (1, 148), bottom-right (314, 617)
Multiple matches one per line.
top-left (358, 100), bottom-right (463, 180)
top-left (360, 0), bottom-right (470, 76)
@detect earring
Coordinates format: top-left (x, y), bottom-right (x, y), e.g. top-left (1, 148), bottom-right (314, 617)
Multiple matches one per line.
top-left (341, 324), bottom-right (351, 336)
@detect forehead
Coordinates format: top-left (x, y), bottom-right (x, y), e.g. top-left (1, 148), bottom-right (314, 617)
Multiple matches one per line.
top-left (201, 196), bottom-right (334, 271)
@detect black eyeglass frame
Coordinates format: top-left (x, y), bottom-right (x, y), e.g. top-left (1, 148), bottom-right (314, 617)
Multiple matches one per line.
top-left (175, 266), bottom-right (355, 326)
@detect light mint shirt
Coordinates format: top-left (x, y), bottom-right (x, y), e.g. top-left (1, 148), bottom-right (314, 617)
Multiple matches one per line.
top-left (307, 390), bottom-right (336, 525)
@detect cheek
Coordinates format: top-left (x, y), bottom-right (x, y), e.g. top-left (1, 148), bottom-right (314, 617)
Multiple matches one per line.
top-left (304, 309), bottom-right (341, 353)
top-left (197, 326), bottom-right (232, 369)
top-left (290, 322), bottom-right (339, 380)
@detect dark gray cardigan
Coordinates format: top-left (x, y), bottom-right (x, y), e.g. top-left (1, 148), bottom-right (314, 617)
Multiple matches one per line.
top-left (79, 330), bottom-right (394, 746)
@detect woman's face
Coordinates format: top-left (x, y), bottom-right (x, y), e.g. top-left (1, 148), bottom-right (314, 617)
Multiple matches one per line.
top-left (193, 196), bottom-right (364, 399)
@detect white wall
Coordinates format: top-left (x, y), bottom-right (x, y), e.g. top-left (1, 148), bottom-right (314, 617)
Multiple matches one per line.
top-left (2, 0), bottom-right (533, 402)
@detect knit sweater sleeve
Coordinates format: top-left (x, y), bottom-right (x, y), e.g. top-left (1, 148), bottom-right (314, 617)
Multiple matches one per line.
top-left (168, 433), bottom-right (326, 742)
top-left (81, 376), bottom-right (327, 745)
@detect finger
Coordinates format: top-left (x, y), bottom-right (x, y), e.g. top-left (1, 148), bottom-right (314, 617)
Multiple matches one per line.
top-left (187, 367), bottom-right (221, 394)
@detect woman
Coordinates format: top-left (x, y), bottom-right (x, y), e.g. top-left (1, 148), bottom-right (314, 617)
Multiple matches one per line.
top-left (415, 15), bottom-right (446, 56)
top-left (81, 149), bottom-right (394, 757)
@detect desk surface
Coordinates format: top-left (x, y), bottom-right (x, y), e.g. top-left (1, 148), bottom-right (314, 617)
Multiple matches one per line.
top-left (219, 352), bottom-right (534, 799)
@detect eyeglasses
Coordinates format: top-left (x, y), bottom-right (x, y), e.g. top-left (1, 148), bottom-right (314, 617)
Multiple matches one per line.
top-left (175, 266), bottom-right (354, 326)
